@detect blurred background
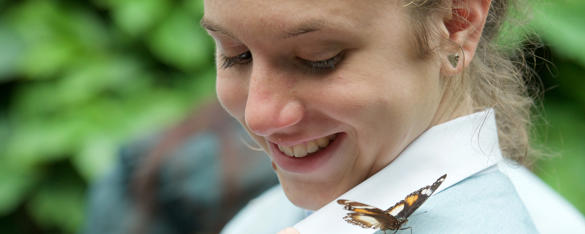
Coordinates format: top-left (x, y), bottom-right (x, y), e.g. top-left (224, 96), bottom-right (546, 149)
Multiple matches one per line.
top-left (0, 0), bottom-right (583, 233)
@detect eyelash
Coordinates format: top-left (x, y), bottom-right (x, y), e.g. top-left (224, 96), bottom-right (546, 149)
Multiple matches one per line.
top-left (220, 52), bottom-right (252, 69)
top-left (219, 51), bottom-right (345, 73)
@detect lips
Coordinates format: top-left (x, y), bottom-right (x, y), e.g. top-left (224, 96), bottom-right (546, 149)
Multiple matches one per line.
top-left (269, 133), bottom-right (344, 173)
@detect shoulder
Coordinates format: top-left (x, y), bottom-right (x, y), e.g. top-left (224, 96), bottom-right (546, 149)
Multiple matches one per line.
top-left (400, 168), bottom-right (538, 233)
top-left (499, 160), bottom-right (585, 233)
top-left (221, 185), bottom-right (305, 234)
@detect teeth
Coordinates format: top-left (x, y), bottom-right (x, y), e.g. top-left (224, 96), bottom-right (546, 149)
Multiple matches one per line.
top-left (278, 144), bottom-right (293, 156)
top-left (316, 137), bottom-right (329, 148)
top-left (277, 134), bottom-right (336, 158)
top-left (306, 141), bottom-right (318, 154)
top-left (293, 144), bottom-right (308, 157)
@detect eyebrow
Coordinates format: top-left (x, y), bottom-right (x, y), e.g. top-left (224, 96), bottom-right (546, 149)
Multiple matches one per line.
top-left (200, 17), bottom-right (325, 39)
top-left (200, 18), bottom-right (237, 38)
top-left (284, 21), bottom-right (323, 38)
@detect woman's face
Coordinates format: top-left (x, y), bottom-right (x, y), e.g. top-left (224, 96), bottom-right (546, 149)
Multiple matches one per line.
top-left (203, 0), bottom-right (451, 209)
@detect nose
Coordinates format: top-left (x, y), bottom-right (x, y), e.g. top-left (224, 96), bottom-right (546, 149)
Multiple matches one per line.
top-left (244, 64), bottom-right (304, 137)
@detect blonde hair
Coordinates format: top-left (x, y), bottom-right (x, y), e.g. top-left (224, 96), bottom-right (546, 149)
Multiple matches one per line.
top-left (405, 0), bottom-right (538, 165)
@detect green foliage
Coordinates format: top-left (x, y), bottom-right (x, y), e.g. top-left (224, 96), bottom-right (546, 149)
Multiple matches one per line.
top-left (0, 0), bottom-right (583, 233)
top-left (496, 0), bottom-right (585, 216)
top-left (28, 171), bottom-right (86, 234)
top-left (0, 24), bottom-right (23, 80)
top-left (0, 164), bottom-right (38, 216)
top-left (527, 0), bottom-right (585, 216)
top-left (534, 100), bottom-right (585, 215)
top-left (148, 8), bottom-right (212, 71)
top-left (108, 0), bottom-right (172, 37)
top-left (531, 0), bottom-right (585, 66)
top-left (0, 0), bottom-right (214, 233)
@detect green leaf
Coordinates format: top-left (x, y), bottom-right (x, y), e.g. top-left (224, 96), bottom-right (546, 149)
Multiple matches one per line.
top-left (495, 1), bottom-right (536, 51)
top-left (72, 135), bottom-right (118, 181)
top-left (0, 23), bottom-right (24, 81)
top-left (0, 164), bottom-right (37, 216)
top-left (531, 1), bottom-right (585, 66)
top-left (148, 8), bottom-right (213, 71)
top-left (534, 100), bottom-right (585, 215)
top-left (5, 1), bottom-right (111, 80)
top-left (28, 180), bottom-right (86, 234)
top-left (55, 56), bottom-right (146, 107)
top-left (185, 0), bottom-right (204, 17)
top-left (112, 0), bottom-right (171, 36)
top-left (4, 118), bottom-right (81, 167)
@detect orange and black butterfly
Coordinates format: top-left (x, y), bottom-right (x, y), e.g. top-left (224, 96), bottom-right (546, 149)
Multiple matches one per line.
top-left (337, 174), bottom-right (446, 233)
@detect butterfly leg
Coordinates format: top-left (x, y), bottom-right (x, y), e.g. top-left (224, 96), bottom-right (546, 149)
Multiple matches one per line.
top-left (397, 226), bottom-right (412, 234)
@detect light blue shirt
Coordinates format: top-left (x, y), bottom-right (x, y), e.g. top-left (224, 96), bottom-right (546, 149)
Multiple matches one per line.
top-left (395, 167), bottom-right (536, 233)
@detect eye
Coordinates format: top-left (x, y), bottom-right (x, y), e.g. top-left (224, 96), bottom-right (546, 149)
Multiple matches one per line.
top-left (220, 51), bottom-right (252, 69)
top-left (298, 51), bottom-right (345, 73)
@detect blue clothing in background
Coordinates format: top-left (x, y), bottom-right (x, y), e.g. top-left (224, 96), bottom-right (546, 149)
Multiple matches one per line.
top-left (83, 110), bottom-right (279, 234)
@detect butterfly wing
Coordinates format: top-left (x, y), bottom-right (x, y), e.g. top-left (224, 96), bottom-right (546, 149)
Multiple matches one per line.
top-left (337, 199), bottom-right (385, 214)
top-left (343, 212), bottom-right (399, 230)
top-left (336, 174), bottom-right (447, 231)
top-left (386, 174), bottom-right (447, 219)
top-left (337, 199), bottom-right (401, 230)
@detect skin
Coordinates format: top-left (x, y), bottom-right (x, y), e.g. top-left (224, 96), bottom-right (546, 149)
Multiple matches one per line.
top-left (202, 0), bottom-right (490, 211)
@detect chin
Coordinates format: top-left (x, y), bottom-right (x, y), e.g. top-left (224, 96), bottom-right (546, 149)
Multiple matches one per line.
top-left (278, 175), bottom-right (348, 210)
top-left (283, 188), bottom-right (332, 211)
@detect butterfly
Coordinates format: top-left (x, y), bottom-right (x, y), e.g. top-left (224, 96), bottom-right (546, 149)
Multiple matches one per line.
top-left (337, 174), bottom-right (446, 233)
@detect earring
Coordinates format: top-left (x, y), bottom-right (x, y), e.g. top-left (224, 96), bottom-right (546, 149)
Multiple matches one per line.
top-left (448, 53), bottom-right (460, 68)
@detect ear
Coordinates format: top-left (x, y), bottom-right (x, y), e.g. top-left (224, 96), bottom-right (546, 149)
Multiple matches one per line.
top-left (440, 0), bottom-right (492, 75)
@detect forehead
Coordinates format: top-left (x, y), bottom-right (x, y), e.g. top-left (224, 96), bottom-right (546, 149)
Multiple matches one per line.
top-left (203, 0), bottom-right (399, 38)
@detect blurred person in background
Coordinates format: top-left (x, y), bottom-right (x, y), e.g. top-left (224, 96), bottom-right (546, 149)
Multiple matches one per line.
top-left (83, 100), bottom-right (279, 234)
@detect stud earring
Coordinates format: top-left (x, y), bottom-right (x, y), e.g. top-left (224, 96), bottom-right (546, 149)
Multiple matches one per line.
top-left (448, 53), bottom-right (460, 68)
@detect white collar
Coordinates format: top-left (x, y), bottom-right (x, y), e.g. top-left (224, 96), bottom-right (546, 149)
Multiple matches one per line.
top-left (295, 109), bottom-right (503, 233)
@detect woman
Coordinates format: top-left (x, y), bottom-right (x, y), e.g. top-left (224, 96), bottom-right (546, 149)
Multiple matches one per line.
top-left (201, 0), bottom-right (585, 233)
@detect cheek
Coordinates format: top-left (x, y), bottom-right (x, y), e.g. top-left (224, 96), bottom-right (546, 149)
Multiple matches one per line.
top-left (327, 58), bottom-right (440, 160)
top-left (216, 74), bottom-right (247, 119)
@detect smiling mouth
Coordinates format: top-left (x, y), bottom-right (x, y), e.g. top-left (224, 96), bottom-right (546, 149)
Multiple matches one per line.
top-left (276, 134), bottom-right (338, 158)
